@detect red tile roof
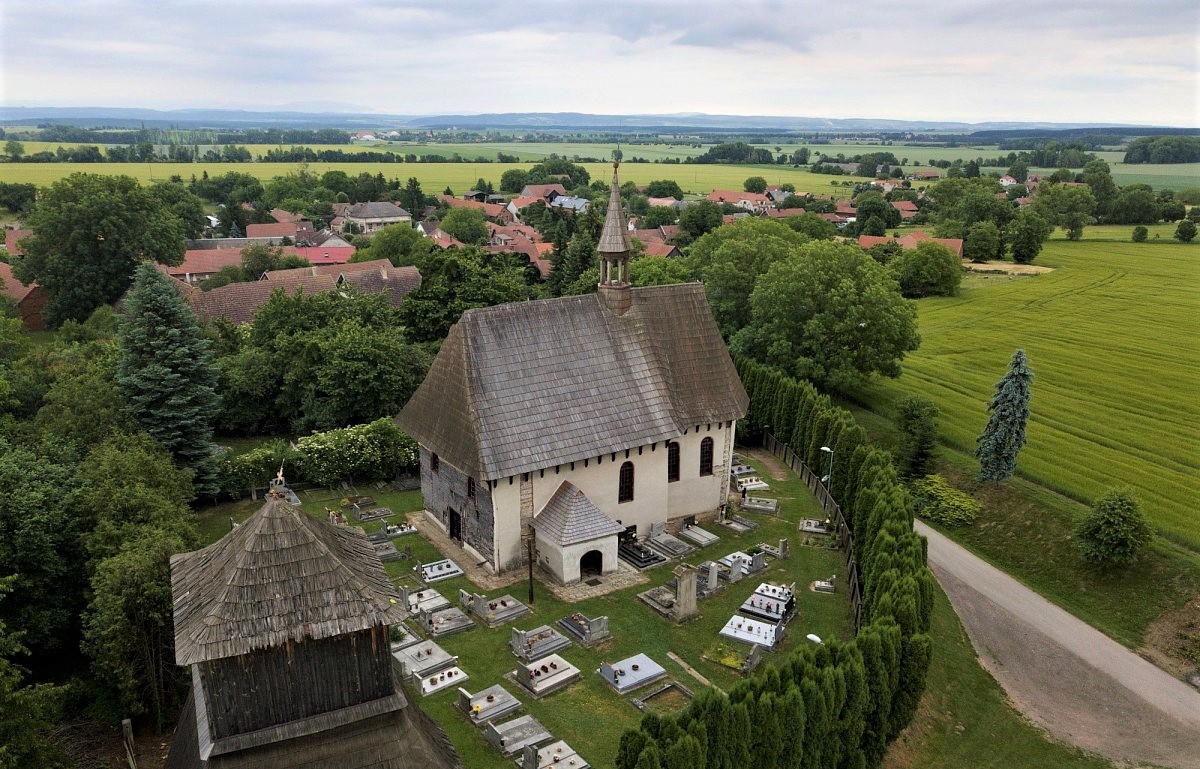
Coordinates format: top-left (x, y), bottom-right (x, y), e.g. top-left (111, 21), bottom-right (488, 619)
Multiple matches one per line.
top-left (172, 245), bottom-right (354, 279)
top-left (190, 275), bottom-right (336, 325)
top-left (246, 222), bottom-right (301, 239)
top-left (0, 260), bottom-right (37, 303)
top-left (520, 184), bottom-right (567, 199)
top-left (856, 231), bottom-right (964, 259)
top-left (891, 200), bottom-right (918, 212)
top-left (706, 190), bottom-right (771, 206)
top-left (439, 195), bottom-right (509, 219)
top-left (270, 208), bottom-right (304, 223)
top-left (4, 228), bottom-right (32, 257)
top-left (263, 258), bottom-right (393, 280)
top-left (642, 242), bottom-right (681, 258)
top-left (633, 228), bottom-right (666, 244)
top-left (508, 196), bottom-right (542, 211)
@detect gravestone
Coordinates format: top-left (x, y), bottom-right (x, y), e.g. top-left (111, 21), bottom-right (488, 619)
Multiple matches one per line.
top-left (510, 625), bottom-right (572, 661)
top-left (400, 586), bottom-right (451, 614)
top-left (800, 518), bottom-right (831, 535)
top-left (393, 640), bottom-right (457, 679)
top-left (418, 666), bottom-right (467, 696)
top-left (484, 715), bottom-right (552, 757)
top-left (417, 558), bottom-right (464, 582)
top-left (728, 556), bottom-right (745, 583)
top-left (678, 523), bottom-right (720, 548)
top-left (747, 551), bottom-right (766, 574)
top-left (456, 684), bottom-right (522, 726)
top-left (460, 590), bottom-right (532, 628)
top-left (741, 644), bottom-right (763, 675)
top-left (389, 621), bottom-right (420, 652)
top-left (386, 521), bottom-right (417, 538)
top-left (418, 606), bottom-right (475, 638)
top-left (672, 565), bottom-right (698, 622)
top-left (597, 653), bottom-right (668, 694)
top-left (521, 740), bottom-right (590, 769)
top-left (511, 653), bottom-right (581, 698)
top-left (741, 496), bottom-right (779, 514)
top-left (373, 540), bottom-right (401, 562)
top-left (557, 613), bottom-right (611, 646)
top-left (740, 582), bottom-right (796, 623)
top-left (719, 615), bottom-right (784, 649)
top-left (813, 574), bottom-right (837, 593)
top-left (706, 562), bottom-right (720, 593)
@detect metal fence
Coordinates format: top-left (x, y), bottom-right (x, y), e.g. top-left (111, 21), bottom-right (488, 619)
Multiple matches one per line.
top-left (763, 433), bottom-right (863, 632)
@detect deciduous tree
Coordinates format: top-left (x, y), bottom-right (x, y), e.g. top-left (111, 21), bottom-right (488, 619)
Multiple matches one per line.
top-left (1007, 208), bottom-right (1053, 264)
top-left (15, 174), bottom-right (186, 326)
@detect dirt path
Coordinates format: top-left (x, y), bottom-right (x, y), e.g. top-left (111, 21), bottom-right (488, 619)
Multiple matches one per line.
top-left (743, 448), bottom-right (790, 481)
top-left (917, 521), bottom-right (1200, 769)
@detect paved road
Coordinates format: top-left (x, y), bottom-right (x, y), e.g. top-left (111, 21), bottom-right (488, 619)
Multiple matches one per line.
top-left (917, 521), bottom-right (1200, 769)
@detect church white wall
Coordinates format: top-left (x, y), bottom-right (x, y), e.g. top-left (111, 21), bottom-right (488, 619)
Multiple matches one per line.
top-left (534, 532), bottom-right (619, 584)
top-left (488, 421), bottom-right (736, 572)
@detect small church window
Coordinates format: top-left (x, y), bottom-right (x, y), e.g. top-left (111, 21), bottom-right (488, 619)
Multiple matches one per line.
top-left (431, 453), bottom-right (440, 472)
top-left (467, 477), bottom-right (476, 499)
top-left (667, 442), bottom-right (680, 483)
top-left (699, 437), bottom-right (714, 476)
top-left (618, 462), bottom-right (635, 503)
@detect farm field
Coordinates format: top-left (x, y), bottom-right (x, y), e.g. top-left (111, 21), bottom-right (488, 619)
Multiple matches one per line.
top-left (0, 160), bottom-right (859, 196)
top-left (198, 452), bottom-right (852, 769)
top-left (852, 239), bottom-right (1200, 549)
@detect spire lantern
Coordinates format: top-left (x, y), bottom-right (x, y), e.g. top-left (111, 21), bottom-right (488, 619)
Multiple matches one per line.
top-left (597, 158), bottom-right (632, 314)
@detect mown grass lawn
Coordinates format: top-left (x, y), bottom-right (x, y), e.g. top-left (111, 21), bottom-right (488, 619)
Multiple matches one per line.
top-left (883, 588), bottom-right (1116, 769)
top-left (195, 453), bottom-right (853, 768)
top-left (852, 238), bottom-right (1200, 549)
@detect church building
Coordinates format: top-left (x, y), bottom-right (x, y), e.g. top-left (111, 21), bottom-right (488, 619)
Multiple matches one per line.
top-left (397, 162), bottom-right (747, 582)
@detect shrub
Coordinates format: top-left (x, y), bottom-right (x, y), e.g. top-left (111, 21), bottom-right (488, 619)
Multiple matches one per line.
top-left (1075, 489), bottom-right (1152, 566)
top-left (296, 418), bottom-right (419, 486)
top-left (911, 475), bottom-right (981, 526)
top-left (1131, 225), bottom-right (1148, 243)
top-left (220, 439), bottom-right (302, 495)
top-left (1175, 219), bottom-right (1197, 243)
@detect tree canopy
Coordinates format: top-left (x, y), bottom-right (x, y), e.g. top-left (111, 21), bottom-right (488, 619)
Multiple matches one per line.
top-left (975, 349), bottom-right (1032, 483)
top-left (15, 173), bottom-right (187, 327)
top-left (730, 240), bottom-right (920, 391)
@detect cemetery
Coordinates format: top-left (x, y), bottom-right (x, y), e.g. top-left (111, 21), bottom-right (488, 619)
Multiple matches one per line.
top-left (646, 521), bottom-right (696, 559)
top-left (205, 449), bottom-right (851, 769)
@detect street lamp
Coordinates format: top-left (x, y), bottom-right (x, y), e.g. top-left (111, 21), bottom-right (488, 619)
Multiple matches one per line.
top-left (820, 446), bottom-right (834, 514)
top-left (819, 446), bottom-right (834, 486)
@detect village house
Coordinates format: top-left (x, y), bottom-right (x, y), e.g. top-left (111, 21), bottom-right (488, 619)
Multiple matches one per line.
top-left (169, 245), bottom-right (356, 285)
top-left (163, 496), bottom-right (460, 769)
top-left (857, 230), bottom-right (964, 259)
top-left (706, 189), bottom-right (772, 213)
top-left (344, 201), bottom-right (412, 234)
top-left (438, 194), bottom-right (514, 224)
top-left (548, 195), bottom-right (590, 213)
top-left (0, 258), bottom-right (47, 331)
top-left (397, 162), bottom-right (747, 583)
top-left (519, 183), bottom-right (567, 201)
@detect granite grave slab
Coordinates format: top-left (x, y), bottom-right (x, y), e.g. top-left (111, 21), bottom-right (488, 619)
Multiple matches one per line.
top-left (418, 606), bottom-right (476, 638)
top-left (388, 621), bottom-right (421, 652)
top-left (597, 653), bottom-right (668, 694)
top-left (460, 590), bottom-right (531, 628)
top-left (519, 740), bottom-right (590, 769)
top-left (373, 540), bottom-right (401, 562)
top-left (800, 518), bottom-right (831, 535)
top-left (510, 625), bottom-right (572, 661)
top-left (740, 582), bottom-right (796, 623)
top-left (456, 684), bottom-right (522, 726)
top-left (741, 496), bottom-right (779, 514)
top-left (418, 666), bottom-right (467, 696)
top-left (720, 615), bottom-right (784, 648)
top-left (557, 613), bottom-right (610, 646)
top-left (393, 640), bottom-right (457, 679)
top-left (512, 653), bottom-right (581, 698)
top-left (484, 715), bottom-right (552, 756)
top-left (677, 524), bottom-right (720, 548)
top-left (400, 586), bottom-right (451, 614)
top-left (418, 558), bottom-right (464, 582)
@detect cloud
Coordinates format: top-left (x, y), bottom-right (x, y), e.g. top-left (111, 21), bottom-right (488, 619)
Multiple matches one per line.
top-left (1, 0), bottom-right (1196, 124)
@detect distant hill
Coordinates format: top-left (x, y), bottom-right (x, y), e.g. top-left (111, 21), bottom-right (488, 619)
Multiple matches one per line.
top-left (0, 106), bottom-right (1183, 134)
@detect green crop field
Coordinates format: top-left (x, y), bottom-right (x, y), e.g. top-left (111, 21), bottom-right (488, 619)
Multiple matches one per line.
top-left (853, 239), bottom-right (1200, 549)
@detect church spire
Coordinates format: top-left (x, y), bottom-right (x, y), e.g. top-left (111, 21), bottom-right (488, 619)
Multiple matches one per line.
top-left (597, 158), bottom-right (632, 314)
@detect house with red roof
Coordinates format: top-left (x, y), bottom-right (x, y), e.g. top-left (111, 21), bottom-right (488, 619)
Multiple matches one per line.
top-left (246, 221), bottom-right (307, 240)
top-left (170, 245), bottom-right (354, 285)
top-left (519, 183), bottom-right (567, 201)
top-left (856, 230), bottom-right (963, 259)
top-left (0, 259), bottom-right (47, 330)
top-left (270, 208), bottom-right (304, 224)
top-left (439, 195), bottom-right (514, 224)
top-left (706, 190), bottom-right (772, 212)
top-left (891, 200), bottom-right (919, 220)
top-left (4, 228), bottom-right (32, 256)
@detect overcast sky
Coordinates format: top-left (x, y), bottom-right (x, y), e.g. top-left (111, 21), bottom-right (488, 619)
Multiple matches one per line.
top-left (2, 0), bottom-right (1197, 126)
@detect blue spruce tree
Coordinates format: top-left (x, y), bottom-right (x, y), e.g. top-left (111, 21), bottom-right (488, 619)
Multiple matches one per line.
top-left (975, 349), bottom-right (1032, 483)
top-left (117, 263), bottom-right (221, 493)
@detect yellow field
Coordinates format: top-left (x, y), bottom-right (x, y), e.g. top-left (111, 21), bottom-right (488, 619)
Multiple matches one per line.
top-left (0, 161), bottom-right (859, 197)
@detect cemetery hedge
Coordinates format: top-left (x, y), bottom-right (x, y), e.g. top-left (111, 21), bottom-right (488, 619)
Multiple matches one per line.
top-left (617, 358), bottom-right (935, 769)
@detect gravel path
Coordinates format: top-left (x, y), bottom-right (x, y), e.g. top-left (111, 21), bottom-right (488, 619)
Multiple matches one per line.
top-left (918, 521), bottom-right (1200, 769)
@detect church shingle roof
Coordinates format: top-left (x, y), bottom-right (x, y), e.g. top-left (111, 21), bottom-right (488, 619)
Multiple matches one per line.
top-left (532, 482), bottom-right (624, 546)
top-left (170, 498), bottom-right (407, 666)
top-left (396, 282), bottom-right (748, 481)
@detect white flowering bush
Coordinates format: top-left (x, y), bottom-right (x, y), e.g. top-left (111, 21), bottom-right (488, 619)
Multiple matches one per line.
top-left (296, 418), bottom-right (419, 486)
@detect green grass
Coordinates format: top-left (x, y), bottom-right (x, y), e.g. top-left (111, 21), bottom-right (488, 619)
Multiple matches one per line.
top-left (883, 588), bottom-right (1116, 769)
top-left (194, 454), bottom-right (853, 768)
top-left (852, 238), bottom-right (1200, 549)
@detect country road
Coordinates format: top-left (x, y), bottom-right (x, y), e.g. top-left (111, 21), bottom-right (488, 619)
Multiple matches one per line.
top-left (917, 521), bottom-right (1200, 769)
